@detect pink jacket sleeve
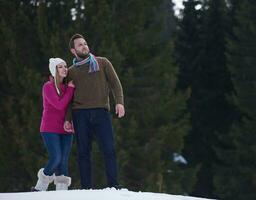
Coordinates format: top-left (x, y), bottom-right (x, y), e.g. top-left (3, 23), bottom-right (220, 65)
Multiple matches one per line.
top-left (43, 83), bottom-right (74, 111)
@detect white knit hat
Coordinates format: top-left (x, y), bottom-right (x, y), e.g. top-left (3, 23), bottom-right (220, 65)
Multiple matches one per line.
top-left (49, 58), bottom-right (67, 95)
top-left (49, 58), bottom-right (67, 77)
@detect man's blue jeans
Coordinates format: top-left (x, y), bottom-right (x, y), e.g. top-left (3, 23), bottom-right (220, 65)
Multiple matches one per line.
top-left (41, 132), bottom-right (73, 176)
top-left (72, 108), bottom-right (118, 189)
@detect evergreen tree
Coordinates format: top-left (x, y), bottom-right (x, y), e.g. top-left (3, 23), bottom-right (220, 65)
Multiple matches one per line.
top-left (0, 7), bottom-right (44, 191)
top-left (67, 0), bottom-right (193, 193)
top-left (175, 0), bottom-right (203, 90)
top-left (213, 0), bottom-right (256, 199)
top-left (175, 0), bottom-right (235, 198)
top-left (108, 0), bottom-right (193, 193)
top-left (174, 1), bottom-right (205, 194)
top-left (0, 0), bottom-right (197, 193)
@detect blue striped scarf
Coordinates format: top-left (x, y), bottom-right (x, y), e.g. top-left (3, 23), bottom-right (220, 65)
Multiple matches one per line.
top-left (73, 53), bottom-right (100, 73)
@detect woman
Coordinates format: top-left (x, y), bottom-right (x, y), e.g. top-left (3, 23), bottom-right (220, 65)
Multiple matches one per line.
top-left (32, 58), bottom-right (75, 191)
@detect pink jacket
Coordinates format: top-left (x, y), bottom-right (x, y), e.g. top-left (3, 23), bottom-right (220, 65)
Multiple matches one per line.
top-left (40, 81), bottom-right (75, 134)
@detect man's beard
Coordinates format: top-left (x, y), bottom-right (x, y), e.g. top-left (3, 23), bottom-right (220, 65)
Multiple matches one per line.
top-left (76, 50), bottom-right (89, 59)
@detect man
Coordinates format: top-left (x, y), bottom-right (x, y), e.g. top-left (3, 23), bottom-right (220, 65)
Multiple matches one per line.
top-left (64, 33), bottom-right (125, 189)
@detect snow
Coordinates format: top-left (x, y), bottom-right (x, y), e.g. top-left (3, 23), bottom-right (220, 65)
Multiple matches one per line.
top-left (0, 188), bottom-right (214, 200)
top-left (173, 152), bottom-right (188, 165)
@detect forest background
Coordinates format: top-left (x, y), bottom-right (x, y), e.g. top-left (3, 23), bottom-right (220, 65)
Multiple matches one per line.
top-left (0, 0), bottom-right (255, 200)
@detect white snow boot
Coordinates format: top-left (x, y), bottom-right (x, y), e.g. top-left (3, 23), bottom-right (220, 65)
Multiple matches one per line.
top-left (54, 175), bottom-right (71, 190)
top-left (34, 168), bottom-right (54, 191)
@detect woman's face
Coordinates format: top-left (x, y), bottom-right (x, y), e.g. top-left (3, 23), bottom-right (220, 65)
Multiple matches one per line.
top-left (57, 63), bottom-right (67, 78)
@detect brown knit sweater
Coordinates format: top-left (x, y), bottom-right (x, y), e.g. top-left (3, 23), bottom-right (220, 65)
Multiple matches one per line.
top-left (67, 56), bottom-right (124, 111)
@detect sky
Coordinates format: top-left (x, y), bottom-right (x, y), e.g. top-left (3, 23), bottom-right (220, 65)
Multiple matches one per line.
top-left (0, 188), bottom-right (214, 200)
top-left (172, 0), bottom-right (185, 16)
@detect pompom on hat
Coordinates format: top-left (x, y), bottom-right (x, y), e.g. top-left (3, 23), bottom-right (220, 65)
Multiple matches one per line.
top-left (49, 58), bottom-right (67, 77)
top-left (48, 58), bottom-right (67, 95)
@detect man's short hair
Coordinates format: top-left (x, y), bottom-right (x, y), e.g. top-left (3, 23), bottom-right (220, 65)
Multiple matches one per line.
top-left (69, 33), bottom-right (85, 49)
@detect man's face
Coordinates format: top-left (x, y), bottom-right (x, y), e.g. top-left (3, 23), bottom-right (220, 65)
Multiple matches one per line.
top-left (72, 38), bottom-right (90, 58)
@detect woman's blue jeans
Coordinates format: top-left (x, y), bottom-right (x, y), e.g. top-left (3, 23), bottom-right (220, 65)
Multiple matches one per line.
top-left (41, 132), bottom-right (73, 176)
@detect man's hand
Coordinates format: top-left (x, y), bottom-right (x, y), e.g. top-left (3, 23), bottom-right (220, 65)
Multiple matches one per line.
top-left (64, 121), bottom-right (74, 133)
top-left (115, 104), bottom-right (125, 118)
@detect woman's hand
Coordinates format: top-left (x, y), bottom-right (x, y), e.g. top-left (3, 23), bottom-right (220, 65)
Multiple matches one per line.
top-left (64, 121), bottom-right (74, 133)
top-left (68, 80), bottom-right (75, 88)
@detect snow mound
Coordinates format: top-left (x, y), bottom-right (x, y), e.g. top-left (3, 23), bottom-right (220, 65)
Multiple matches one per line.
top-left (0, 188), bottom-right (214, 200)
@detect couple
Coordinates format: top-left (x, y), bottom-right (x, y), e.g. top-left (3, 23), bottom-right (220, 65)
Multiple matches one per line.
top-left (32, 33), bottom-right (125, 191)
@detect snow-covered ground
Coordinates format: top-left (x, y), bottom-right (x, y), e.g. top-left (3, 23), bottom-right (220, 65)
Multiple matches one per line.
top-left (0, 188), bottom-right (214, 200)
